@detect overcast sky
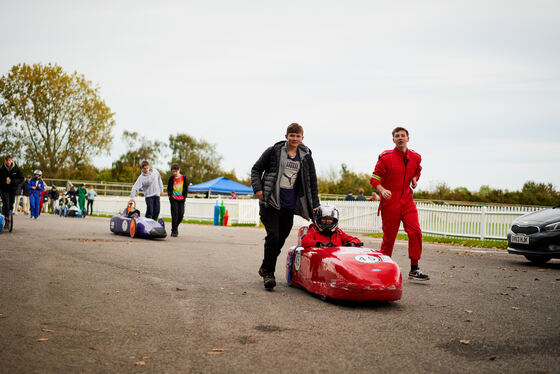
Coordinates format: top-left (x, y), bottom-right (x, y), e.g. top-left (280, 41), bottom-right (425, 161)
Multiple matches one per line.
top-left (1, 0), bottom-right (559, 191)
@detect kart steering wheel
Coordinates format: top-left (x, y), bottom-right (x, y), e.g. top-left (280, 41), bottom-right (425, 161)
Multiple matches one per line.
top-left (127, 208), bottom-right (141, 218)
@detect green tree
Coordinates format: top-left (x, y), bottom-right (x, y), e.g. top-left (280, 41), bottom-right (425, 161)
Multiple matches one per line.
top-left (111, 131), bottom-right (163, 182)
top-left (0, 108), bottom-right (23, 158)
top-left (0, 63), bottom-right (115, 177)
top-left (168, 133), bottom-right (223, 184)
top-left (520, 181), bottom-right (560, 206)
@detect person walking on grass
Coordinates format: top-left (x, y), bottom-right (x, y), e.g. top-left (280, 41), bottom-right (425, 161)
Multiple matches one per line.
top-left (167, 163), bottom-right (188, 237)
top-left (370, 126), bottom-right (429, 281)
top-left (251, 123), bottom-right (320, 290)
top-left (130, 160), bottom-right (164, 221)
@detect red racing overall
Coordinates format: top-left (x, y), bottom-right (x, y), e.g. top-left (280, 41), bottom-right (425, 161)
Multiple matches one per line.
top-left (370, 147), bottom-right (422, 264)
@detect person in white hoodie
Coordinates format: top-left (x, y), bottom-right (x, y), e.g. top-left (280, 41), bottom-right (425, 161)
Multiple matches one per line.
top-left (130, 160), bottom-right (164, 220)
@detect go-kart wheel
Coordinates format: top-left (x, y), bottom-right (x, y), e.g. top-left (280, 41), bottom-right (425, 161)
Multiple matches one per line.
top-left (130, 218), bottom-right (137, 238)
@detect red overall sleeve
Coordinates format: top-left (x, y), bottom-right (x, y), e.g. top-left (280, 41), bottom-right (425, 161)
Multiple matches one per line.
top-left (301, 225), bottom-right (320, 248)
top-left (413, 153), bottom-right (422, 181)
top-left (370, 153), bottom-right (388, 189)
top-left (338, 229), bottom-right (361, 245)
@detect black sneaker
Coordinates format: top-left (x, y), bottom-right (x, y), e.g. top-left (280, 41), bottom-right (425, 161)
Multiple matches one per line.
top-left (171, 231), bottom-right (178, 237)
top-left (263, 273), bottom-right (276, 289)
top-left (408, 269), bottom-right (430, 281)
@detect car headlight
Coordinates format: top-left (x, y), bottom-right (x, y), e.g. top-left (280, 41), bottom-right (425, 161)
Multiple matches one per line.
top-left (544, 221), bottom-right (560, 232)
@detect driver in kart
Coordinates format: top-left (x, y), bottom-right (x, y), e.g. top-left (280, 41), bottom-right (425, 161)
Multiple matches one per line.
top-left (301, 204), bottom-right (363, 248)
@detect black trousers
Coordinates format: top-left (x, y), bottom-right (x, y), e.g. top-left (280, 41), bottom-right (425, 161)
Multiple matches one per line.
top-left (145, 195), bottom-right (160, 220)
top-left (1, 190), bottom-right (16, 217)
top-left (259, 205), bottom-right (295, 275)
top-left (169, 198), bottom-right (185, 232)
top-left (87, 199), bottom-right (94, 215)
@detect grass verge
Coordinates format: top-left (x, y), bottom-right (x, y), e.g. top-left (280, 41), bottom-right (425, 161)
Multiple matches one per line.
top-left (366, 232), bottom-right (508, 250)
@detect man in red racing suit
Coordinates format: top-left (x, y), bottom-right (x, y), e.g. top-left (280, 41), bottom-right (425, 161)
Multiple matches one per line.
top-left (370, 126), bottom-right (429, 280)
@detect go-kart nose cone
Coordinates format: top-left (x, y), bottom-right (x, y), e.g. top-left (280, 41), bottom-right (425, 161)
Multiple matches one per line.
top-left (150, 227), bottom-right (167, 238)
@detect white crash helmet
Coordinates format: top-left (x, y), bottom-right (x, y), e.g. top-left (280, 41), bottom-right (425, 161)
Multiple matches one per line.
top-left (314, 204), bottom-right (339, 234)
top-left (33, 170), bottom-right (42, 177)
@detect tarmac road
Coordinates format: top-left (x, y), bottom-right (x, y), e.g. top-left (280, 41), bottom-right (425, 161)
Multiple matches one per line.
top-left (1, 214), bottom-right (559, 373)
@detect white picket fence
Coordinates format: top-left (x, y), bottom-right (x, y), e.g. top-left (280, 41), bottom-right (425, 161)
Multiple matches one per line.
top-left (91, 197), bottom-right (543, 240)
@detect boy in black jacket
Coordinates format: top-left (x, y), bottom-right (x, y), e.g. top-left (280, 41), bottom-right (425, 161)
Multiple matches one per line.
top-left (251, 123), bottom-right (320, 290)
top-left (0, 155), bottom-right (24, 221)
top-left (167, 163), bottom-right (188, 237)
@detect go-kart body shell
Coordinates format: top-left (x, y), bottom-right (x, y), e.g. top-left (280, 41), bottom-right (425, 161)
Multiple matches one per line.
top-left (66, 206), bottom-right (82, 217)
top-left (286, 227), bottom-right (402, 301)
top-left (110, 209), bottom-right (166, 239)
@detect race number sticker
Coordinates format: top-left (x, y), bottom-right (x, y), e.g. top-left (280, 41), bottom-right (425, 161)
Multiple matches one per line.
top-left (294, 249), bottom-right (302, 272)
top-left (380, 255), bottom-right (395, 263)
top-left (121, 220), bottom-right (128, 232)
top-left (354, 255), bottom-right (380, 264)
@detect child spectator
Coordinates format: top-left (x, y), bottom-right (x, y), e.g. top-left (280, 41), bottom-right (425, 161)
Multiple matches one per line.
top-left (167, 163), bottom-right (188, 237)
top-left (301, 204), bottom-right (363, 248)
top-left (58, 192), bottom-right (68, 217)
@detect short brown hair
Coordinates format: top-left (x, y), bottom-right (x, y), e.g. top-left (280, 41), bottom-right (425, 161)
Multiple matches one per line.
top-left (392, 126), bottom-right (409, 137)
top-left (171, 163), bottom-right (180, 171)
top-left (286, 123), bottom-right (303, 135)
top-left (5, 154), bottom-right (12, 160)
top-left (141, 160), bottom-right (150, 168)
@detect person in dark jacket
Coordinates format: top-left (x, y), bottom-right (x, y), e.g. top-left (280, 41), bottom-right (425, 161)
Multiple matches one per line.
top-left (167, 163), bottom-right (188, 237)
top-left (47, 185), bottom-right (59, 213)
top-left (67, 186), bottom-right (78, 206)
top-left (0, 155), bottom-right (24, 221)
top-left (251, 123), bottom-right (320, 290)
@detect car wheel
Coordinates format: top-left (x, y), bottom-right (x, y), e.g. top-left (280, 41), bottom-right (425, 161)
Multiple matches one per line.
top-left (524, 255), bottom-right (551, 265)
top-left (130, 219), bottom-right (137, 238)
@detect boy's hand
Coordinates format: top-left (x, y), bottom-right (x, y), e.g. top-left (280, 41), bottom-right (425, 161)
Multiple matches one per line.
top-left (255, 190), bottom-right (264, 201)
top-left (411, 177), bottom-right (418, 189)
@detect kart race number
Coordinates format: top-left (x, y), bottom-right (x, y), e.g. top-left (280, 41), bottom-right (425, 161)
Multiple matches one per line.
top-left (510, 234), bottom-right (529, 245)
top-left (294, 249), bottom-right (302, 272)
top-left (354, 255), bottom-right (380, 264)
top-left (122, 220), bottom-right (128, 232)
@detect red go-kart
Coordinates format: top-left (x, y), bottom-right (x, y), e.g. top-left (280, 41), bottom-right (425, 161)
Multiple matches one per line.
top-left (286, 227), bottom-right (402, 301)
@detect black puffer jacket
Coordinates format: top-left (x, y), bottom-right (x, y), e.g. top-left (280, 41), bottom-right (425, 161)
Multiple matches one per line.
top-left (251, 140), bottom-right (320, 220)
top-left (0, 162), bottom-right (24, 193)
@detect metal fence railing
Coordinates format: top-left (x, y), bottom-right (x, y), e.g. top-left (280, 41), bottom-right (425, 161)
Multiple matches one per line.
top-left (88, 197), bottom-right (545, 240)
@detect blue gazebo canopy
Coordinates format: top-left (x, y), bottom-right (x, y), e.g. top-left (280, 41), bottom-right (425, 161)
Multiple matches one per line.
top-left (188, 177), bottom-right (254, 195)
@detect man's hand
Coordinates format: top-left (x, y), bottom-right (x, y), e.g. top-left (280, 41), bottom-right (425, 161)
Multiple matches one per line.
top-left (255, 190), bottom-right (264, 201)
top-left (411, 177), bottom-right (418, 189)
top-left (379, 186), bottom-right (392, 200)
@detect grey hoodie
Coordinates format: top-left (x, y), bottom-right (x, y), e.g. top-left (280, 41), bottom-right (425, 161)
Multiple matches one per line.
top-left (130, 168), bottom-right (164, 198)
